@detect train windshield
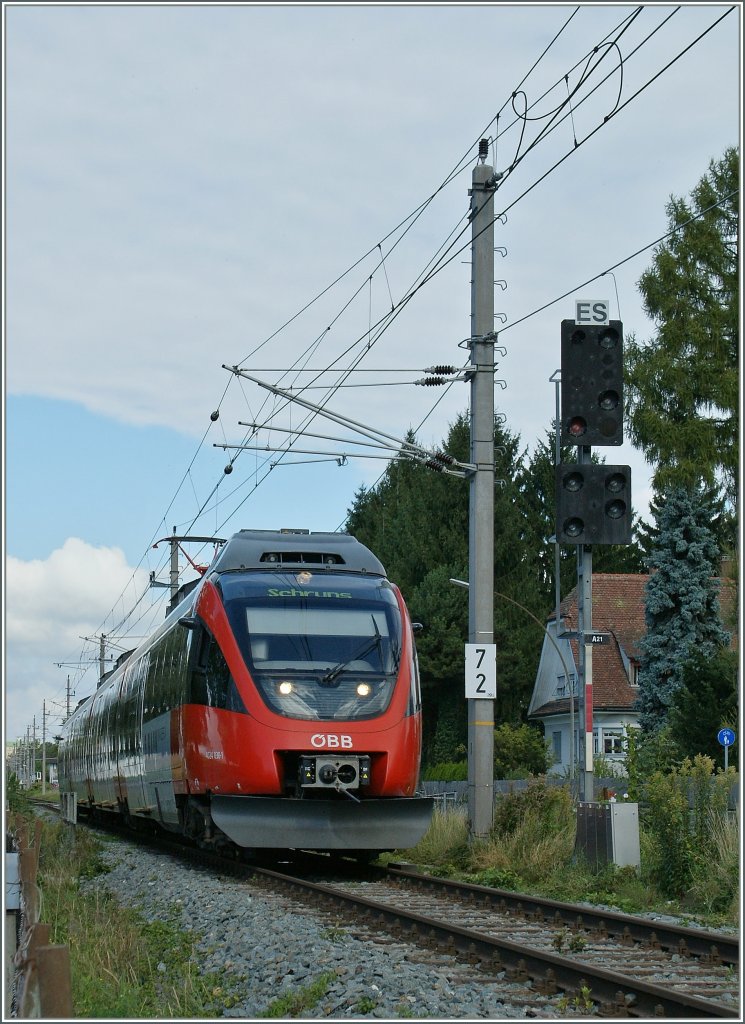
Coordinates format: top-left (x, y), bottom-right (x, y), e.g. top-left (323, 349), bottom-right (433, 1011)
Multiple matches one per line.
top-left (220, 573), bottom-right (402, 721)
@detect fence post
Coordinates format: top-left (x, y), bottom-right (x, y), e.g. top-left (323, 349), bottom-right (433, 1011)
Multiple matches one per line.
top-left (8, 816), bottom-right (74, 1018)
top-left (37, 946), bottom-right (73, 1017)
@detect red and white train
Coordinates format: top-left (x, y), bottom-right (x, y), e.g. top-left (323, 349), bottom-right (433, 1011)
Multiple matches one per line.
top-left (58, 530), bottom-right (433, 856)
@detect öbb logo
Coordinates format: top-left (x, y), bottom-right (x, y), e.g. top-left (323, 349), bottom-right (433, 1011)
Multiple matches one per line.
top-left (310, 734), bottom-right (353, 749)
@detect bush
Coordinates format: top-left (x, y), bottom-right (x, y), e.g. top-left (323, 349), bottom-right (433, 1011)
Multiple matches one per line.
top-left (400, 806), bottom-right (469, 869)
top-left (465, 781), bottom-right (575, 887)
top-left (421, 761), bottom-right (467, 782)
top-left (6, 773), bottom-right (28, 812)
top-left (493, 723), bottom-right (551, 778)
top-left (687, 810), bottom-right (739, 915)
top-left (492, 779), bottom-right (572, 838)
top-left (402, 765), bottom-right (737, 924)
top-left (642, 754), bottom-right (738, 902)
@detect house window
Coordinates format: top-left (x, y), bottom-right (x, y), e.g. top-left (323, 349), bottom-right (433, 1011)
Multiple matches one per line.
top-left (629, 661), bottom-right (640, 687)
top-left (555, 674), bottom-right (577, 698)
top-left (551, 731), bottom-right (562, 764)
top-left (597, 733), bottom-right (626, 757)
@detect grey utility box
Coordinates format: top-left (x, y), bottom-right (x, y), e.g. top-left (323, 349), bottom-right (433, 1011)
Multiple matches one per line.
top-left (575, 801), bottom-right (640, 870)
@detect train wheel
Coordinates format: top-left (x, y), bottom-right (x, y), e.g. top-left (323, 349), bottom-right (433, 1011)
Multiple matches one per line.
top-left (182, 798), bottom-right (210, 843)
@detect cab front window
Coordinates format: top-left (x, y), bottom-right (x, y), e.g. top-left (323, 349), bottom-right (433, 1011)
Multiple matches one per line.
top-left (221, 574), bottom-right (402, 721)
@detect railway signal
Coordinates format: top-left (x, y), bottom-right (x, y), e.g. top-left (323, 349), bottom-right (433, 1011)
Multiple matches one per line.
top-left (555, 463), bottom-right (632, 545)
top-left (560, 319), bottom-right (624, 446)
top-left (555, 307), bottom-right (631, 805)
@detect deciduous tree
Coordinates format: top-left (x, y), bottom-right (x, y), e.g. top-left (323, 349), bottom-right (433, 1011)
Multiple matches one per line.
top-left (667, 647), bottom-right (738, 768)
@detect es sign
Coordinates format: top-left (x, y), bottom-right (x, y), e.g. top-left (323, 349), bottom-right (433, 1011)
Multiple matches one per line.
top-left (575, 299), bottom-right (610, 325)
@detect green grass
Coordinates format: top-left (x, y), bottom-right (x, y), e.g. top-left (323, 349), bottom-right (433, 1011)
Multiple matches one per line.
top-left (19, 811), bottom-right (356, 1018)
top-left (18, 814), bottom-right (240, 1018)
top-left (397, 790), bottom-right (739, 928)
top-left (258, 971), bottom-right (337, 1018)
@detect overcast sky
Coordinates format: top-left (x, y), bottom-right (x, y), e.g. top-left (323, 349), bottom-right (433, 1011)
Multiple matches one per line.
top-left (4, 3), bottom-right (741, 746)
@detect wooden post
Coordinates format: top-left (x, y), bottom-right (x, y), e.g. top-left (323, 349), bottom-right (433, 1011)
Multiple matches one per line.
top-left (37, 946), bottom-right (74, 1017)
top-left (9, 817), bottom-right (74, 1018)
top-left (4, 910), bottom-right (18, 1016)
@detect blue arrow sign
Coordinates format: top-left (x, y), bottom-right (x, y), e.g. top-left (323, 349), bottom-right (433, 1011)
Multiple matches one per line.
top-left (717, 728), bottom-right (736, 747)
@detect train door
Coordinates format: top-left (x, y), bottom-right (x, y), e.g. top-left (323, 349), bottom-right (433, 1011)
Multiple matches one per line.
top-left (114, 657), bottom-right (147, 815)
top-left (142, 629), bottom-right (184, 827)
top-left (68, 703), bottom-right (93, 807)
top-left (100, 683), bottom-right (119, 807)
top-left (89, 680), bottom-right (118, 808)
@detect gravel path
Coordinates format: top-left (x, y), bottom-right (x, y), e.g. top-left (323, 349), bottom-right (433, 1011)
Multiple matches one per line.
top-left (81, 836), bottom-right (565, 1020)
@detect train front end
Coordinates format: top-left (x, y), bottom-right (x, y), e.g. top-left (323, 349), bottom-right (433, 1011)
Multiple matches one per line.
top-left (192, 531), bottom-right (433, 853)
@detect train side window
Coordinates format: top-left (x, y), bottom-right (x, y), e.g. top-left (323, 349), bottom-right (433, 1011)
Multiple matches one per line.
top-left (408, 645), bottom-right (422, 716)
top-left (164, 631), bottom-right (178, 710)
top-left (144, 645), bottom-right (162, 721)
top-left (174, 629), bottom-right (190, 705)
top-left (191, 631), bottom-right (246, 714)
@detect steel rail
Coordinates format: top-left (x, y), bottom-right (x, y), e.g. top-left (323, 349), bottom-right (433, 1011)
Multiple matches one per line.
top-left (386, 863), bottom-right (739, 966)
top-left (253, 865), bottom-right (738, 1020)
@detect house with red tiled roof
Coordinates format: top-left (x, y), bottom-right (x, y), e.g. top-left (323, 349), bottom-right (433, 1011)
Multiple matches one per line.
top-left (529, 572), bottom-right (737, 775)
top-left (529, 574), bottom-right (648, 776)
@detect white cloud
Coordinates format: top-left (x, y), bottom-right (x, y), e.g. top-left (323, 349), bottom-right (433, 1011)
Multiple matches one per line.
top-left (5, 539), bottom-right (153, 741)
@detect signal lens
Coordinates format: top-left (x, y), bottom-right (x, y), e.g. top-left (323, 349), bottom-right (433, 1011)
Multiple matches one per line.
top-left (605, 472), bottom-right (626, 493)
top-left (599, 327), bottom-right (619, 349)
top-left (564, 517), bottom-right (584, 538)
top-left (563, 472), bottom-right (584, 492)
top-left (567, 417), bottom-right (587, 437)
top-left (598, 390), bottom-right (619, 411)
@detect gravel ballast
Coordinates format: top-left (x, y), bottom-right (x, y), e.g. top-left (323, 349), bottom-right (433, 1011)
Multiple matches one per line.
top-left (81, 836), bottom-right (562, 1019)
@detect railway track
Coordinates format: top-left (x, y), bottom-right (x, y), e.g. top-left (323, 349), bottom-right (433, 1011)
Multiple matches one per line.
top-left (30, 804), bottom-right (740, 1018)
top-left (251, 860), bottom-right (739, 1019)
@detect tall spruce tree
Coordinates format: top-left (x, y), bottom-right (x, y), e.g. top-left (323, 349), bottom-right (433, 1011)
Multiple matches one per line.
top-left (636, 485), bottom-right (734, 564)
top-left (637, 487), bottom-right (730, 733)
top-left (625, 147), bottom-right (739, 508)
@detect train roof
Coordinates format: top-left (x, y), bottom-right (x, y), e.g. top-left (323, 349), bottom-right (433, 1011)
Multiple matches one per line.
top-left (210, 530), bottom-right (386, 577)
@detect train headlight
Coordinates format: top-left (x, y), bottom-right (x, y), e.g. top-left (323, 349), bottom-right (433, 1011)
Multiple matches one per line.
top-left (278, 681), bottom-right (294, 696)
top-left (356, 682), bottom-right (372, 697)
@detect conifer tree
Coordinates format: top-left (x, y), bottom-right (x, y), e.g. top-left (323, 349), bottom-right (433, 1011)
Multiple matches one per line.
top-left (636, 485), bottom-right (734, 563)
top-left (625, 147), bottom-right (738, 507)
top-left (637, 487), bottom-right (730, 733)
